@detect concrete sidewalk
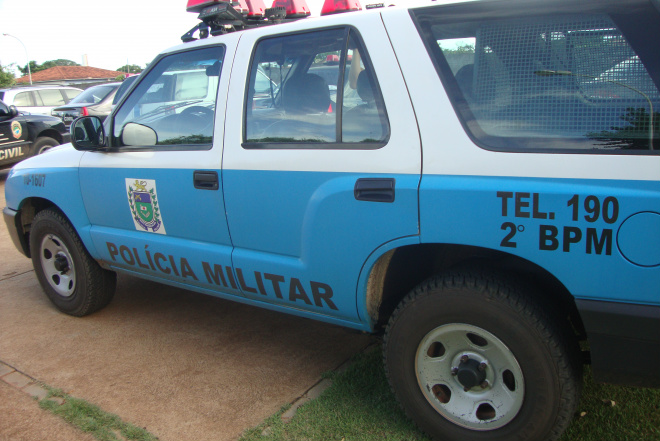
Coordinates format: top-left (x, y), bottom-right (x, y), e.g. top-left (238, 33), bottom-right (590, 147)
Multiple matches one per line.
top-left (1, 170), bottom-right (374, 441)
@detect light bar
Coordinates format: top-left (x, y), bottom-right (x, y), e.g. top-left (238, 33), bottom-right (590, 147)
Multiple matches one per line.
top-left (187, 0), bottom-right (219, 13)
top-left (321, 0), bottom-right (362, 15)
top-left (271, 0), bottom-right (311, 18)
top-left (246, 0), bottom-right (266, 17)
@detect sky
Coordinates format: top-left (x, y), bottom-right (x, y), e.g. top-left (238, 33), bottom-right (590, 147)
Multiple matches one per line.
top-left (0, 0), bottom-right (325, 77)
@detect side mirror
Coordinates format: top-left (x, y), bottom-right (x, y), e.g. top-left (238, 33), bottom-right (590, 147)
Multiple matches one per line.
top-left (8, 105), bottom-right (19, 118)
top-left (71, 116), bottom-right (106, 150)
top-left (0, 105), bottom-right (18, 120)
top-left (122, 122), bottom-right (157, 146)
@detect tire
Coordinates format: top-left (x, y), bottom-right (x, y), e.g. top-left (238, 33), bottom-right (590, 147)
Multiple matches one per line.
top-left (383, 270), bottom-right (581, 441)
top-left (29, 209), bottom-right (116, 316)
top-left (33, 136), bottom-right (59, 155)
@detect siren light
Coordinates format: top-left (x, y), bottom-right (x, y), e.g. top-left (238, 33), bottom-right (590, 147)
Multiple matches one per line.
top-left (321, 0), bottom-right (362, 15)
top-left (271, 0), bottom-right (311, 18)
top-left (246, 0), bottom-right (266, 17)
top-left (187, 0), bottom-right (218, 13)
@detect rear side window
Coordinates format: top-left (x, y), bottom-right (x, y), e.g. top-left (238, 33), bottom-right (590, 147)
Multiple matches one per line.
top-left (37, 89), bottom-right (66, 106)
top-left (13, 92), bottom-right (33, 106)
top-left (412, 0), bottom-right (660, 153)
top-left (243, 27), bottom-right (389, 149)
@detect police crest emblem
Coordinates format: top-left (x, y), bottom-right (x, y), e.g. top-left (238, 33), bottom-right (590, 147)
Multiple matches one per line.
top-left (11, 121), bottom-right (22, 139)
top-left (126, 179), bottom-right (167, 234)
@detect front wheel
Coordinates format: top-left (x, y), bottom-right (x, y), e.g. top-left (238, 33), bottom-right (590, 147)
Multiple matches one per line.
top-left (384, 271), bottom-right (581, 441)
top-left (30, 209), bottom-right (116, 316)
top-left (33, 136), bottom-right (59, 155)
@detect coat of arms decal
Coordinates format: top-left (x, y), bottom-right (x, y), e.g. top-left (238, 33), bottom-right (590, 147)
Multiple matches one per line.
top-left (126, 179), bottom-right (167, 234)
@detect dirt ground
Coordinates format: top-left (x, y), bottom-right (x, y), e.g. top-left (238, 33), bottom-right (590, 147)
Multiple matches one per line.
top-left (0, 168), bottom-right (374, 441)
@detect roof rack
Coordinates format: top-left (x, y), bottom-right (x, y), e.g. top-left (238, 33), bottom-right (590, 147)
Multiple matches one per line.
top-left (181, 0), bottom-right (310, 42)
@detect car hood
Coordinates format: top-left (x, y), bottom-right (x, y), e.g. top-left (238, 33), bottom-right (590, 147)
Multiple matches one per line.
top-left (11, 143), bottom-right (83, 170)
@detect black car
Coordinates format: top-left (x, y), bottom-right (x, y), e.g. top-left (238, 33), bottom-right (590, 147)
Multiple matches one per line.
top-left (0, 99), bottom-right (69, 169)
top-left (51, 82), bottom-right (121, 129)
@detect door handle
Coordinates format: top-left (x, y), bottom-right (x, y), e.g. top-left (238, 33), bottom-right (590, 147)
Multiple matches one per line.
top-left (354, 178), bottom-right (395, 203)
top-left (193, 170), bottom-right (219, 190)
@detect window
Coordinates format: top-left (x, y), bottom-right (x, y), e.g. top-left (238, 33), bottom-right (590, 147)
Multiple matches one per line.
top-left (412, 0), bottom-right (660, 153)
top-left (244, 27), bottom-right (389, 149)
top-left (112, 46), bottom-right (224, 149)
top-left (37, 89), bottom-right (66, 106)
top-left (13, 92), bottom-right (33, 107)
top-left (70, 85), bottom-right (115, 105)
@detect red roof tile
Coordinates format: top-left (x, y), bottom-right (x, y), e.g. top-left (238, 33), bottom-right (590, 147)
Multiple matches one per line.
top-left (15, 66), bottom-right (125, 83)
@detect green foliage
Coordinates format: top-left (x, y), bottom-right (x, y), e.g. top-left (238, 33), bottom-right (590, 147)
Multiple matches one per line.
top-left (442, 43), bottom-right (475, 54)
top-left (39, 386), bottom-right (159, 441)
top-left (18, 59), bottom-right (79, 75)
top-left (0, 63), bottom-right (16, 87)
top-left (116, 64), bottom-right (143, 74)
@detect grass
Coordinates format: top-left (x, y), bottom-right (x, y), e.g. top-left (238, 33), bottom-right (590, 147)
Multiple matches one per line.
top-left (240, 346), bottom-right (660, 441)
top-left (38, 387), bottom-right (159, 441)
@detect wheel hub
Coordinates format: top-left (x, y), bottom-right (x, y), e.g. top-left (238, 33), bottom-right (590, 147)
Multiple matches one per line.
top-left (53, 254), bottom-right (70, 273)
top-left (456, 357), bottom-right (487, 390)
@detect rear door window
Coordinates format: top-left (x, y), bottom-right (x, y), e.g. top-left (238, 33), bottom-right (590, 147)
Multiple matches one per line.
top-left (244, 27), bottom-right (389, 149)
top-left (37, 89), bottom-right (66, 106)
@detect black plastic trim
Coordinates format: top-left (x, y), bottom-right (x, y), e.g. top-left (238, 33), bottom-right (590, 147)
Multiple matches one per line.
top-left (576, 298), bottom-right (660, 388)
top-left (3, 206), bottom-right (29, 258)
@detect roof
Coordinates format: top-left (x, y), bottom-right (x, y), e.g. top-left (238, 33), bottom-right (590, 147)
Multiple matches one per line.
top-left (15, 66), bottom-right (125, 84)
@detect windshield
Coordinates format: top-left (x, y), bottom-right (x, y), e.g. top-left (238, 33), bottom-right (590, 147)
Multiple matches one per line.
top-left (69, 85), bottom-right (116, 105)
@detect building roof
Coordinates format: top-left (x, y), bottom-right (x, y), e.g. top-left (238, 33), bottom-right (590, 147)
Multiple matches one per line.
top-left (16, 66), bottom-right (124, 84)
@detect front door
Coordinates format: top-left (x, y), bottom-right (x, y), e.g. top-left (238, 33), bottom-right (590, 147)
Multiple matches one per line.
top-left (78, 44), bottom-right (242, 297)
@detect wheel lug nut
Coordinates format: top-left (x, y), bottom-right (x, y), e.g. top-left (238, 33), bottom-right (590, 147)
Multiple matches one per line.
top-left (460, 355), bottom-right (469, 363)
top-left (451, 367), bottom-right (458, 376)
top-left (478, 362), bottom-right (487, 371)
top-left (481, 380), bottom-right (489, 389)
top-left (464, 386), bottom-right (470, 392)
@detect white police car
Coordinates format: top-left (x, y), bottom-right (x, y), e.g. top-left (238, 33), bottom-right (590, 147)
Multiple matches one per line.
top-left (3, 0), bottom-right (660, 440)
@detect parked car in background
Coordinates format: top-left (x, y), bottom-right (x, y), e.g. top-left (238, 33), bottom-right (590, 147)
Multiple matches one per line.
top-left (112, 75), bottom-right (139, 109)
top-left (0, 99), bottom-right (69, 168)
top-left (51, 83), bottom-right (121, 129)
top-left (0, 86), bottom-right (82, 116)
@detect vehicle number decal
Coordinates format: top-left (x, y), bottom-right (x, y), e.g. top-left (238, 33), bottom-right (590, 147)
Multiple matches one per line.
top-left (23, 173), bottom-right (46, 187)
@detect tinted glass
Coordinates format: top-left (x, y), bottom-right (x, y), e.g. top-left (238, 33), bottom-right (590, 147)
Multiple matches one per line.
top-left (112, 46), bottom-right (224, 148)
top-left (37, 89), bottom-right (66, 106)
top-left (413, 1), bottom-right (660, 153)
top-left (13, 92), bottom-right (33, 106)
top-left (70, 85), bottom-right (116, 105)
top-left (244, 28), bottom-right (389, 148)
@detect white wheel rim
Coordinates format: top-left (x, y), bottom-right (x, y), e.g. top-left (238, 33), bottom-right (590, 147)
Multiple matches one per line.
top-left (415, 323), bottom-right (525, 430)
top-left (39, 234), bottom-right (76, 297)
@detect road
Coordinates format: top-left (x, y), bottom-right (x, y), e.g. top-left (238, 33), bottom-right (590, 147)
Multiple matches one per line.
top-left (0, 167), bottom-right (373, 441)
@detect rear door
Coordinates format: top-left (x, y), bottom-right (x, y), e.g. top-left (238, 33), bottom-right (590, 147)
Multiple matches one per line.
top-left (222, 14), bottom-right (421, 325)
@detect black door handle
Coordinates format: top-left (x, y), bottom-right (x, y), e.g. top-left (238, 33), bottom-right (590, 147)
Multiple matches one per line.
top-left (354, 178), bottom-right (395, 203)
top-left (193, 170), bottom-right (219, 190)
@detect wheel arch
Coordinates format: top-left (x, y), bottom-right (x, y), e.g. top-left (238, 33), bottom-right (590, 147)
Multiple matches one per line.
top-left (365, 243), bottom-right (586, 339)
top-left (14, 197), bottom-right (73, 258)
top-left (35, 129), bottom-right (64, 145)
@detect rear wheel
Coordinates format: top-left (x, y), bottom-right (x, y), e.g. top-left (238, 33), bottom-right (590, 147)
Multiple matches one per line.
top-left (30, 209), bottom-right (116, 316)
top-left (383, 270), bottom-right (581, 441)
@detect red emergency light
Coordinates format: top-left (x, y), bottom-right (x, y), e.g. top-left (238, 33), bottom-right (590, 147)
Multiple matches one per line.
top-left (246, 0), bottom-right (266, 17)
top-left (187, 0), bottom-right (218, 13)
top-left (271, 0), bottom-right (311, 18)
top-left (321, 0), bottom-right (362, 15)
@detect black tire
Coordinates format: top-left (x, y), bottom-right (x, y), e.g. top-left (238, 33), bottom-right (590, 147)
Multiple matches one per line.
top-left (29, 209), bottom-right (116, 316)
top-left (33, 136), bottom-right (59, 155)
top-left (383, 270), bottom-right (581, 441)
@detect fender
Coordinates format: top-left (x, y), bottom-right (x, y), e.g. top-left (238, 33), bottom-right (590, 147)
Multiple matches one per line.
top-left (5, 145), bottom-right (99, 258)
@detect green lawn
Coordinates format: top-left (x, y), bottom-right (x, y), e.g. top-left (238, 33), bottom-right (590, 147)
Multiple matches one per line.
top-left (240, 346), bottom-right (660, 441)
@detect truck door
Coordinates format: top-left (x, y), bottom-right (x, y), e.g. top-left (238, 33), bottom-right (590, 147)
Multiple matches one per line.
top-left (222, 15), bottom-right (421, 325)
top-left (78, 41), bottom-right (242, 297)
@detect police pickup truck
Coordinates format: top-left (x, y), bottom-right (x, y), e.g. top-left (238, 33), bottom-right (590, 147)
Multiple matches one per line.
top-left (0, 99), bottom-right (68, 169)
top-left (3, 0), bottom-right (660, 440)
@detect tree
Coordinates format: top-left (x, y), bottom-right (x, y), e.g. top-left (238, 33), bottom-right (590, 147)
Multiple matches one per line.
top-left (18, 59), bottom-right (80, 75)
top-left (0, 64), bottom-right (15, 87)
top-left (116, 64), bottom-right (143, 74)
